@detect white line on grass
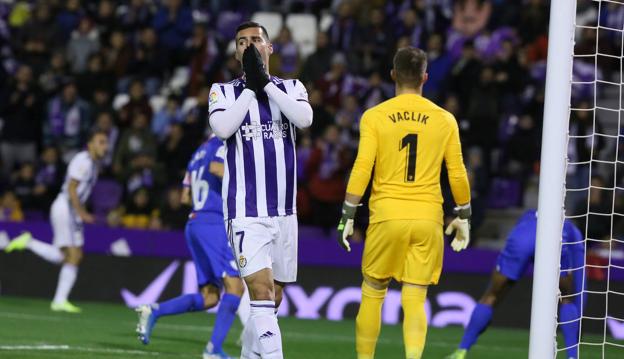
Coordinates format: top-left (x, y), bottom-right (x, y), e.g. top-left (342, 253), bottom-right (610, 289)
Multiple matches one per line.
top-left (0, 311), bottom-right (64, 322)
top-left (0, 344), bottom-right (165, 356)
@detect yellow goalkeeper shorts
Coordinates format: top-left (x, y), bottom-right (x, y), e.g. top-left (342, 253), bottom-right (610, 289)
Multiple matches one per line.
top-left (362, 219), bottom-right (443, 285)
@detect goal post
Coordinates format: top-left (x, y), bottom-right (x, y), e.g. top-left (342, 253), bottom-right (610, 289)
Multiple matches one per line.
top-left (529, 0), bottom-right (578, 358)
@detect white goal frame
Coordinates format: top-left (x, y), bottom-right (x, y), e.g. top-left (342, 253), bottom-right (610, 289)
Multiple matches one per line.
top-left (529, 0), bottom-right (578, 358)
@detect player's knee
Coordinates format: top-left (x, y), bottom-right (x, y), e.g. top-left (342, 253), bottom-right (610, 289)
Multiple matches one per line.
top-left (248, 283), bottom-right (274, 301)
top-left (201, 287), bottom-right (220, 309)
top-left (479, 293), bottom-right (498, 306)
top-left (224, 276), bottom-right (244, 297)
top-left (64, 248), bottom-right (82, 265)
top-left (363, 275), bottom-right (390, 290)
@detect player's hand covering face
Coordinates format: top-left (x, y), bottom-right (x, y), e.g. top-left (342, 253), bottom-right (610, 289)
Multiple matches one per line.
top-left (243, 45), bottom-right (270, 93)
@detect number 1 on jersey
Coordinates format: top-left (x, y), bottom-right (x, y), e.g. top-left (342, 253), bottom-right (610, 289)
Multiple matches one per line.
top-left (400, 134), bottom-right (418, 182)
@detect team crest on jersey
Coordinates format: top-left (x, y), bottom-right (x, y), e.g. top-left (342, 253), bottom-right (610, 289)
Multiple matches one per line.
top-left (209, 91), bottom-right (218, 105)
top-left (239, 255), bottom-right (247, 268)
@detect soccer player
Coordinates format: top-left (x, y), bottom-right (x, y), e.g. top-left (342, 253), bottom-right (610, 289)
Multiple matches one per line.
top-left (337, 47), bottom-right (472, 359)
top-left (446, 209), bottom-right (585, 359)
top-left (4, 130), bottom-right (109, 313)
top-left (135, 134), bottom-right (245, 359)
top-left (208, 21), bottom-right (313, 359)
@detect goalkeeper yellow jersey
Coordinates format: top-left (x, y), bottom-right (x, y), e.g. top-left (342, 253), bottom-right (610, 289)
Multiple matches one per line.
top-left (346, 93), bottom-right (471, 225)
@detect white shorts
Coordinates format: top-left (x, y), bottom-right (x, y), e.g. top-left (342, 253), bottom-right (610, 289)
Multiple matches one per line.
top-left (50, 196), bottom-right (84, 248)
top-left (228, 215), bottom-right (298, 283)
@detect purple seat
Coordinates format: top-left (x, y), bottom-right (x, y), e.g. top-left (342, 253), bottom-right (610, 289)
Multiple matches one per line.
top-left (90, 179), bottom-right (122, 219)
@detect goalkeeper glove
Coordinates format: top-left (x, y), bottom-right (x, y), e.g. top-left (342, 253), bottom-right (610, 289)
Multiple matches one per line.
top-left (242, 45), bottom-right (270, 93)
top-left (445, 204), bottom-right (471, 252)
top-left (336, 201), bottom-right (358, 252)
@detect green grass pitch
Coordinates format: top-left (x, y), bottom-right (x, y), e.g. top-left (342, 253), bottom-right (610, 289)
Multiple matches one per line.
top-left (0, 296), bottom-right (617, 358)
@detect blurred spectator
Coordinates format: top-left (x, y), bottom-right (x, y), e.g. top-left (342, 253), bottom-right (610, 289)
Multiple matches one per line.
top-left (465, 67), bottom-right (500, 153)
top-left (113, 112), bottom-right (158, 179)
top-left (11, 162), bottom-right (36, 211)
top-left (308, 89), bottom-right (333, 140)
top-left (118, 80), bottom-right (153, 128)
top-left (152, 0), bottom-right (193, 67)
top-left (360, 71), bottom-right (393, 109)
top-left (0, 191), bottom-right (24, 222)
top-left (187, 24), bottom-right (222, 96)
top-left (76, 54), bottom-right (115, 102)
top-left (299, 32), bottom-right (333, 87)
top-left (335, 94), bottom-right (362, 149)
top-left (519, 0), bottom-right (548, 44)
top-left (93, 111), bottom-right (119, 171)
top-left (66, 17), bottom-right (100, 74)
top-left (0, 64), bottom-right (42, 176)
top-left (328, 1), bottom-right (358, 52)
top-left (152, 95), bottom-right (185, 141)
top-left (104, 29), bottom-right (132, 80)
top-left (39, 52), bottom-right (69, 96)
top-left (117, 0), bottom-right (155, 33)
top-left (91, 87), bottom-right (115, 118)
top-left (271, 27), bottom-right (300, 78)
top-left (159, 122), bottom-right (194, 185)
top-left (154, 187), bottom-right (189, 230)
top-left (129, 27), bottom-right (169, 96)
top-left (56, 0), bottom-right (84, 42)
top-left (94, 0), bottom-right (118, 42)
top-left (183, 86), bottom-right (210, 146)
top-left (449, 40), bottom-right (481, 110)
top-left (109, 187), bottom-right (159, 229)
top-left (43, 80), bottom-right (91, 163)
top-left (355, 7), bottom-right (393, 75)
top-left (395, 8), bottom-right (425, 49)
top-left (15, 2), bottom-right (61, 74)
top-left (306, 125), bottom-right (352, 233)
top-left (423, 33), bottom-right (452, 102)
top-left (33, 146), bottom-right (64, 211)
top-left (452, 0), bottom-right (492, 37)
top-left (315, 53), bottom-right (362, 112)
top-left (504, 113), bottom-right (540, 179)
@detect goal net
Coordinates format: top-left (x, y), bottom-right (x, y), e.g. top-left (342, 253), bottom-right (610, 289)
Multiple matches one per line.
top-left (535, 0), bottom-right (624, 358)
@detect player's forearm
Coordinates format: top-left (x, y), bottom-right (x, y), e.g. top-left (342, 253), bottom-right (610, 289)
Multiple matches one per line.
top-left (264, 83), bottom-right (313, 128)
top-left (448, 173), bottom-right (471, 207)
top-left (209, 89), bottom-right (255, 139)
top-left (344, 192), bottom-right (362, 206)
top-left (68, 186), bottom-right (86, 214)
top-left (346, 162), bottom-right (373, 198)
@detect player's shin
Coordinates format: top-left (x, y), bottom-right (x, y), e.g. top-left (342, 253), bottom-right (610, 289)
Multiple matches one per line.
top-left (559, 302), bottom-right (580, 358)
top-left (356, 281), bottom-right (388, 358)
top-left (401, 284), bottom-right (427, 359)
top-left (459, 303), bottom-right (493, 350)
top-left (208, 293), bottom-right (241, 353)
top-left (250, 300), bottom-right (283, 359)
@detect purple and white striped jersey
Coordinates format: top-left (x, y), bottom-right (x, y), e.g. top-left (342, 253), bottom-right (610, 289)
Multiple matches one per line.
top-left (208, 77), bottom-right (308, 220)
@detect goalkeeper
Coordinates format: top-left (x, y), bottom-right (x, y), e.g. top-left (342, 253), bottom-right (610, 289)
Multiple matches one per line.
top-left (336, 46), bottom-right (471, 359)
top-left (446, 209), bottom-right (585, 359)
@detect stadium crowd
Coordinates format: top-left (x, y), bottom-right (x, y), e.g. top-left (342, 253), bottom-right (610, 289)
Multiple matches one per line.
top-left (0, 0), bottom-right (622, 247)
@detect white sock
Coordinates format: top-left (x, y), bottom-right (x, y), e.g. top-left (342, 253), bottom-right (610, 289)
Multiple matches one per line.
top-left (53, 264), bottom-right (78, 304)
top-left (241, 316), bottom-right (260, 359)
top-left (27, 239), bottom-right (63, 264)
top-left (250, 300), bottom-right (283, 359)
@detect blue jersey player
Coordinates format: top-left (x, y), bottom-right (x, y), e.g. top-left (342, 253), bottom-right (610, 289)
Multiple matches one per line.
top-left (135, 135), bottom-right (245, 359)
top-left (447, 209), bottom-right (585, 359)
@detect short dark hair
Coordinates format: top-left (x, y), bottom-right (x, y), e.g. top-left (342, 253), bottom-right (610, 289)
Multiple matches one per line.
top-left (235, 21), bottom-right (270, 41)
top-left (393, 47), bottom-right (427, 88)
top-left (87, 128), bottom-right (108, 142)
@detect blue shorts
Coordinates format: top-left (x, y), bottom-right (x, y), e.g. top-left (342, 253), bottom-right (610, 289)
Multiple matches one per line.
top-left (185, 219), bottom-right (239, 288)
top-left (496, 234), bottom-right (586, 282)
